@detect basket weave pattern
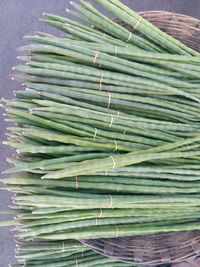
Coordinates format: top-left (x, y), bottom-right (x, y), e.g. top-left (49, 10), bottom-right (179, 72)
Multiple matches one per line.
top-left (80, 11), bottom-right (200, 266)
top-left (81, 231), bottom-right (200, 265)
top-left (116, 10), bottom-right (200, 52)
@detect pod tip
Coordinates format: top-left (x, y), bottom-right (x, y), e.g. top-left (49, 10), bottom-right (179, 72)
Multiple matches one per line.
top-left (64, 23), bottom-right (70, 27)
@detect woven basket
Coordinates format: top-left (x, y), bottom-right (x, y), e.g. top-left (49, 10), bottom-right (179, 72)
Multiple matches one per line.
top-left (116, 10), bottom-right (200, 52)
top-left (80, 11), bottom-right (200, 266)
